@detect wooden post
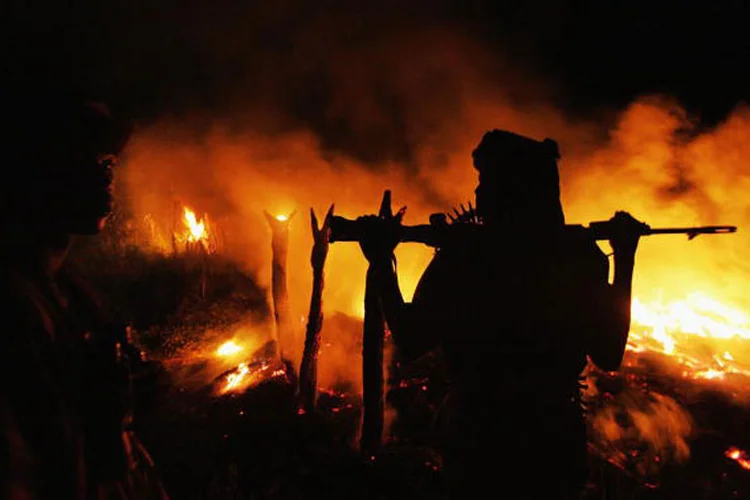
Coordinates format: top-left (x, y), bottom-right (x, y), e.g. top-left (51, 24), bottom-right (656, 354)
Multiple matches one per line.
top-left (298, 205), bottom-right (334, 413)
top-left (264, 210), bottom-right (296, 362)
top-left (361, 268), bottom-right (386, 456)
top-left (360, 191), bottom-right (405, 456)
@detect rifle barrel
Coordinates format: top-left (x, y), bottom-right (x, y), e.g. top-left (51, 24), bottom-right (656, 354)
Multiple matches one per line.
top-left (586, 221), bottom-right (737, 240)
top-left (647, 226), bottom-right (737, 235)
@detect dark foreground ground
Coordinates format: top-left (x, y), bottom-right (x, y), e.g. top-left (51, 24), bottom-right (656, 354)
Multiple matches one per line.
top-left (130, 361), bottom-right (750, 499)
top-left (69, 242), bottom-right (750, 499)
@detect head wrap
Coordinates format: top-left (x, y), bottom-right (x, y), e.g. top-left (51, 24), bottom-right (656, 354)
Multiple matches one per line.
top-left (471, 129), bottom-right (565, 226)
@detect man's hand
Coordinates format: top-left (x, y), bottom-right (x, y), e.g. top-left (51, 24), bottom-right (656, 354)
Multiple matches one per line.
top-left (358, 190), bottom-right (406, 264)
top-left (310, 204), bottom-right (334, 273)
top-left (608, 211), bottom-right (648, 257)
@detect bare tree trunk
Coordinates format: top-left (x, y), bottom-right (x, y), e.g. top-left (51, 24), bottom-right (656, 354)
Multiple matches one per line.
top-left (265, 212), bottom-right (295, 362)
top-left (271, 234), bottom-right (290, 360)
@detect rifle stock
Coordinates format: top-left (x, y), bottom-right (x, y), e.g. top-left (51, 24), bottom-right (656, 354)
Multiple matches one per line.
top-left (329, 215), bottom-right (737, 247)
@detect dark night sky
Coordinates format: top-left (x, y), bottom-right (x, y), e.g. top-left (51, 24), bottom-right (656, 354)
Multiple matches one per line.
top-left (455, 0), bottom-right (750, 122)
top-left (3, 0), bottom-right (749, 162)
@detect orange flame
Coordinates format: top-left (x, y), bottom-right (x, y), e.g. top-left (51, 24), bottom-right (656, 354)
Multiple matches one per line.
top-left (627, 292), bottom-right (750, 383)
top-left (183, 207), bottom-right (207, 242)
top-left (216, 340), bottom-right (244, 357)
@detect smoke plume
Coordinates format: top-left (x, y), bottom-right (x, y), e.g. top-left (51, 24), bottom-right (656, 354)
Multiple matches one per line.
top-left (110, 12), bottom-right (750, 393)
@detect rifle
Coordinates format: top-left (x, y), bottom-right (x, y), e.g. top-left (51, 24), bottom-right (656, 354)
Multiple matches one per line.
top-left (329, 215), bottom-right (737, 248)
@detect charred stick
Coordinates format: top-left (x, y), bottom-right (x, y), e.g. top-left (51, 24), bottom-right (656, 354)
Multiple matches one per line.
top-left (358, 192), bottom-right (401, 456)
top-left (298, 205), bottom-right (334, 413)
top-left (298, 266), bottom-right (325, 413)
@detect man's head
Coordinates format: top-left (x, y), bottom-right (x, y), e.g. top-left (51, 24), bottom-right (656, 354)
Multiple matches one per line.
top-left (1, 80), bottom-right (131, 236)
top-left (471, 130), bottom-right (564, 229)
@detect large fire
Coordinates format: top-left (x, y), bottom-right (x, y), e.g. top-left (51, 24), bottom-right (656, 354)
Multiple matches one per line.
top-left (627, 293), bottom-right (750, 381)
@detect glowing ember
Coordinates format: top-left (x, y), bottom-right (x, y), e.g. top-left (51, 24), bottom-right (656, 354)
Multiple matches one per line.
top-left (218, 359), bottom-right (289, 395)
top-left (626, 292), bottom-right (750, 382)
top-left (586, 389), bottom-right (693, 479)
top-left (693, 369), bottom-right (725, 380)
top-left (216, 341), bottom-right (244, 357)
top-left (223, 363), bottom-right (250, 393)
top-left (726, 447), bottom-right (750, 470)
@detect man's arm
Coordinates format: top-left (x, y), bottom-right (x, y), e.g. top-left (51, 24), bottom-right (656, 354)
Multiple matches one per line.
top-left (587, 251), bottom-right (636, 372)
top-left (586, 212), bottom-right (641, 372)
top-left (356, 192), bottom-right (447, 361)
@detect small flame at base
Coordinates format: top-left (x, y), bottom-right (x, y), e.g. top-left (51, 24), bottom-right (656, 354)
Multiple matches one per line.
top-left (218, 360), bottom-right (289, 395)
top-left (178, 206), bottom-right (215, 253)
top-left (224, 363), bottom-right (250, 393)
top-left (726, 447), bottom-right (750, 470)
top-left (184, 208), bottom-right (207, 242)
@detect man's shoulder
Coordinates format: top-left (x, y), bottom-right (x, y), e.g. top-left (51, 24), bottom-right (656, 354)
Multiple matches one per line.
top-left (429, 239), bottom-right (482, 275)
top-left (559, 226), bottom-right (606, 254)
top-left (557, 226), bottom-right (609, 279)
top-left (434, 222), bottom-right (484, 255)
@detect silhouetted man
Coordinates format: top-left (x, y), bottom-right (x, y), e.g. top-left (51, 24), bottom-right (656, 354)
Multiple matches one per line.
top-left (0, 79), bottom-right (167, 499)
top-left (358, 130), bottom-right (642, 498)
